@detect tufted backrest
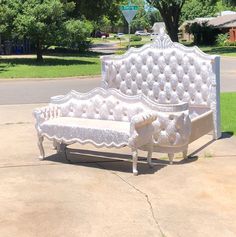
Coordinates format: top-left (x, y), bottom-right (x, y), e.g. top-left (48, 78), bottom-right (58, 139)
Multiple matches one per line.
top-left (101, 30), bottom-right (221, 139)
top-left (102, 48), bottom-right (214, 106)
top-left (50, 88), bottom-right (188, 123)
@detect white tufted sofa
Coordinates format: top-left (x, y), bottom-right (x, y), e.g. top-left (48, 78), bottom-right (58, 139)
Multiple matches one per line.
top-left (101, 29), bottom-right (221, 162)
top-left (34, 88), bottom-right (191, 175)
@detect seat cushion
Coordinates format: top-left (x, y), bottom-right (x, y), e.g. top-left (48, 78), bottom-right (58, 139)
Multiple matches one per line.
top-left (40, 117), bottom-right (131, 147)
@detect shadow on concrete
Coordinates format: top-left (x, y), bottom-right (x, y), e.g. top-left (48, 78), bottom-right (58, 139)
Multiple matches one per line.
top-left (188, 139), bottom-right (216, 157)
top-left (220, 131), bottom-right (234, 139)
top-left (43, 148), bottom-right (198, 175)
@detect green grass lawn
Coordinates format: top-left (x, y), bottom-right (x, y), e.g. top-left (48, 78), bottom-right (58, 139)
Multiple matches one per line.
top-left (199, 46), bottom-right (236, 57)
top-left (221, 93), bottom-right (236, 135)
top-left (118, 40), bottom-right (236, 57)
top-left (0, 54), bottom-right (101, 78)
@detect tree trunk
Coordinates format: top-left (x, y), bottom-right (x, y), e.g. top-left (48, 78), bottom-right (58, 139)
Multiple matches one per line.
top-left (36, 40), bottom-right (43, 61)
top-left (147, 0), bottom-right (185, 42)
top-left (158, 4), bottom-right (180, 42)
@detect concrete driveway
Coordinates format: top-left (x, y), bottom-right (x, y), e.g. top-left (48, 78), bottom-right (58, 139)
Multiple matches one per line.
top-left (1, 104), bottom-right (236, 237)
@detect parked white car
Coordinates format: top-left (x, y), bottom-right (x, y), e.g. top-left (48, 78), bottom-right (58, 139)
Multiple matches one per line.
top-left (115, 33), bottom-right (125, 38)
top-left (135, 31), bottom-right (150, 36)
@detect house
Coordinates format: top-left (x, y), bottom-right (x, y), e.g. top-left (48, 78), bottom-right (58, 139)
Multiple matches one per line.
top-left (208, 14), bottom-right (236, 41)
top-left (179, 17), bottom-right (215, 41)
top-left (180, 13), bottom-right (236, 42)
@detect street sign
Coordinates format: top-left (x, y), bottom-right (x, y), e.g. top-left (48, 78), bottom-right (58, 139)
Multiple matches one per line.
top-left (120, 4), bottom-right (139, 49)
top-left (120, 5), bottom-right (138, 11)
top-left (120, 5), bottom-right (139, 24)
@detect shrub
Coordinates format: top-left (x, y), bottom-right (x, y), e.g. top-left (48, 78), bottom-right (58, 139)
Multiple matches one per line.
top-left (62, 19), bottom-right (93, 51)
top-left (187, 22), bottom-right (219, 45)
top-left (216, 33), bottom-right (229, 46)
top-left (130, 35), bottom-right (142, 42)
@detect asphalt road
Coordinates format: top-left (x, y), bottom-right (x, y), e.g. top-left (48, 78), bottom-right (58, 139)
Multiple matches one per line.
top-left (0, 57), bottom-right (235, 105)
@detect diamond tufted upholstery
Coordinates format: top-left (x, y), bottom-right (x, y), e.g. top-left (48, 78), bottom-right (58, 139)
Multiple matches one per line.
top-left (103, 48), bottom-right (214, 107)
top-left (34, 88), bottom-right (192, 174)
top-left (58, 94), bottom-right (147, 122)
top-left (101, 30), bottom-right (221, 141)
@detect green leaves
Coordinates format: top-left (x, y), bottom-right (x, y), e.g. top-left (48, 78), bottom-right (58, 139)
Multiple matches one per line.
top-left (1, 0), bottom-right (93, 60)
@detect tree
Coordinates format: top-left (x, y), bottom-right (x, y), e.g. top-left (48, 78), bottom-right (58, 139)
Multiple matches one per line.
top-left (131, 3), bottom-right (152, 31)
top-left (224, 0), bottom-right (236, 6)
top-left (1, 0), bottom-right (92, 61)
top-left (62, 19), bottom-right (93, 50)
top-left (73, 0), bottom-right (122, 22)
top-left (181, 0), bottom-right (217, 22)
top-left (147, 0), bottom-right (185, 42)
top-left (13, 0), bottom-right (75, 61)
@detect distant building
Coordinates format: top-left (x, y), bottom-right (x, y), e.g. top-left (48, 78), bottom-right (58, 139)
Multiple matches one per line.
top-left (180, 13), bottom-right (236, 42)
top-left (208, 14), bottom-right (236, 41)
top-left (152, 22), bottom-right (165, 33)
top-left (179, 17), bottom-right (215, 41)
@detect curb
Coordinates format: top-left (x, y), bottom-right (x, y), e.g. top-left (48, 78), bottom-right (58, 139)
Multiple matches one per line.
top-left (0, 75), bottom-right (101, 83)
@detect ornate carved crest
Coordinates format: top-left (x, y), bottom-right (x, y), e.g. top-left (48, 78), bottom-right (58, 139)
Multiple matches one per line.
top-left (152, 27), bottom-right (174, 48)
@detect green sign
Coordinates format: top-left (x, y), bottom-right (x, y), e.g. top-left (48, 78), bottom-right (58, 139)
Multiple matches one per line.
top-left (120, 5), bottom-right (139, 11)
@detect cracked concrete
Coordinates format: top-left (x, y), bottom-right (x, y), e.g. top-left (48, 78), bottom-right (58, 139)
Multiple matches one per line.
top-left (96, 162), bottom-right (165, 236)
top-left (1, 104), bottom-right (236, 237)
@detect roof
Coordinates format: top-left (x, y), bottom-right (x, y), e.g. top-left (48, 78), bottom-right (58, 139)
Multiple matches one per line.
top-left (208, 14), bottom-right (236, 28)
top-left (179, 18), bottom-right (215, 30)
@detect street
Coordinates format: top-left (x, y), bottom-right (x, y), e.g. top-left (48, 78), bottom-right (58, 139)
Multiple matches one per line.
top-left (0, 57), bottom-right (235, 105)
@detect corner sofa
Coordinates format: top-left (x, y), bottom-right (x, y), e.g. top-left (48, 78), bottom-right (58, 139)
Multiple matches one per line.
top-left (34, 88), bottom-right (191, 175)
top-left (100, 28), bottom-right (221, 162)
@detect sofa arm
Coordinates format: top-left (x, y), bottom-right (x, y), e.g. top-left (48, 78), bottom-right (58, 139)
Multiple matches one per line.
top-left (129, 112), bottom-right (157, 149)
top-left (33, 106), bottom-right (61, 128)
top-left (153, 111), bottom-right (191, 147)
top-left (131, 112), bottom-right (157, 129)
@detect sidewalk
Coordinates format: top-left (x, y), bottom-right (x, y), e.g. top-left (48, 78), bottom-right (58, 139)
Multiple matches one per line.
top-left (1, 104), bottom-right (236, 237)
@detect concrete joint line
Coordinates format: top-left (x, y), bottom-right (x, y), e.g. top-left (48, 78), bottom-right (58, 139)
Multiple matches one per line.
top-left (0, 122), bottom-right (32, 126)
top-left (96, 162), bottom-right (166, 237)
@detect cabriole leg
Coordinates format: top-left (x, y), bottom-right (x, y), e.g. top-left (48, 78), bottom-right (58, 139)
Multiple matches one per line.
top-left (53, 140), bottom-right (58, 150)
top-left (183, 149), bottom-right (188, 160)
top-left (60, 143), bottom-right (71, 162)
top-left (147, 144), bottom-right (154, 168)
top-left (168, 153), bottom-right (174, 165)
top-left (38, 135), bottom-right (45, 159)
top-left (132, 149), bottom-right (138, 176)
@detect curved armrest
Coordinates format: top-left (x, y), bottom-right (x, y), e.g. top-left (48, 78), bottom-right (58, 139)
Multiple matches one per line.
top-left (129, 112), bottom-right (157, 149)
top-left (153, 111), bottom-right (191, 147)
top-left (131, 112), bottom-right (157, 129)
top-left (33, 106), bottom-right (61, 128)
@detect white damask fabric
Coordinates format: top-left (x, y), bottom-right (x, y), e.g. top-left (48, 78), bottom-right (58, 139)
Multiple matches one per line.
top-left (40, 117), bottom-right (130, 147)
